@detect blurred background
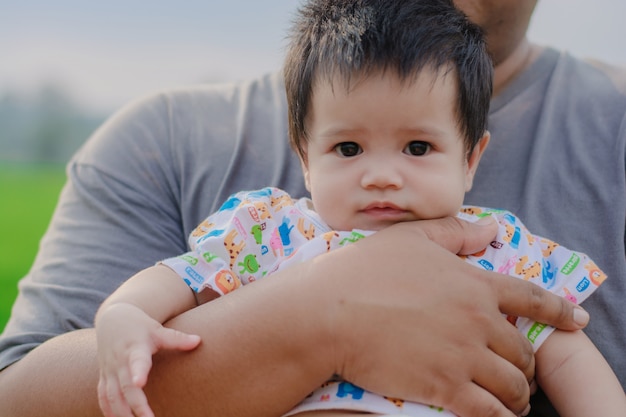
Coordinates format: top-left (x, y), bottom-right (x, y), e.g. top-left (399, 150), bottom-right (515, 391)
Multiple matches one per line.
top-left (2, 0), bottom-right (626, 330)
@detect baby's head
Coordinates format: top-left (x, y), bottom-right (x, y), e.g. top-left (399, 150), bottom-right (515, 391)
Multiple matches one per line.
top-left (284, 0), bottom-right (493, 230)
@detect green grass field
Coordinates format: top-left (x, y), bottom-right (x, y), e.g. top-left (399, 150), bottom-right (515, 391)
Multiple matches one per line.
top-left (0, 165), bottom-right (66, 333)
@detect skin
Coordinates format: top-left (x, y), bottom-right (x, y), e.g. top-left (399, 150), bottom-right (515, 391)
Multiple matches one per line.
top-left (533, 330), bottom-right (626, 416)
top-left (0, 1), bottom-right (591, 417)
top-left (453, 0), bottom-right (541, 95)
top-left (301, 69), bottom-right (489, 231)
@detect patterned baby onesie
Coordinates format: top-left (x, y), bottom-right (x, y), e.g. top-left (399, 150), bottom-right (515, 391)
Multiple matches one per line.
top-left (161, 187), bottom-right (607, 416)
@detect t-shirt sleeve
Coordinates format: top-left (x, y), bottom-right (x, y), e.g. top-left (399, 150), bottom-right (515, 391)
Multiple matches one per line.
top-left (0, 92), bottom-right (191, 371)
top-left (0, 73), bottom-right (299, 372)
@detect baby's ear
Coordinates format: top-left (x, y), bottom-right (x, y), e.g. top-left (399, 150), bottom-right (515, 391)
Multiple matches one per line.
top-left (299, 152), bottom-right (311, 192)
top-left (303, 167), bottom-right (311, 192)
top-left (465, 131), bottom-right (490, 191)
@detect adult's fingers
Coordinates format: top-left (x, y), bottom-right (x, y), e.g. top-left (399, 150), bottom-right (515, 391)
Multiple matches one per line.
top-left (470, 348), bottom-right (533, 416)
top-left (483, 311), bottom-right (536, 384)
top-left (492, 271), bottom-right (589, 331)
top-left (449, 380), bottom-right (523, 417)
top-left (396, 215), bottom-right (498, 256)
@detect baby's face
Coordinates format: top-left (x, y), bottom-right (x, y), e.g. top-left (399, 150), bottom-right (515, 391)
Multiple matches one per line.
top-left (300, 69), bottom-right (486, 231)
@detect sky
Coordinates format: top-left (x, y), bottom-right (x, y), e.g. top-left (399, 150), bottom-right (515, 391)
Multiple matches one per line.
top-left (2, 0), bottom-right (626, 115)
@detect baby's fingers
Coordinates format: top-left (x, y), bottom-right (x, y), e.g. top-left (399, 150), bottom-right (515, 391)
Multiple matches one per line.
top-left (97, 376), bottom-right (114, 417)
top-left (128, 328), bottom-right (200, 388)
top-left (99, 370), bottom-right (135, 417)
top-left (128, 344), bottom-right (154, 388)
top-left (154, 327), bottom-right (201, 351)
top-left (118, 364), bottom-right (155, 417)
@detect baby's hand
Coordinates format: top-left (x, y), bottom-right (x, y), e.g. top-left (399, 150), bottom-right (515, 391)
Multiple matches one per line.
top-left (95, 303), bottom-right (201, 417)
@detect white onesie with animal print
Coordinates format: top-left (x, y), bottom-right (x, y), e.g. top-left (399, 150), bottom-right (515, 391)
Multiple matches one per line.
top-left (160, 187), bottom-right (606, 417)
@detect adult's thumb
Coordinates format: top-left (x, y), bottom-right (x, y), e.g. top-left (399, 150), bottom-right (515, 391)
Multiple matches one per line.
top-left (407, 215), bottom-right (498, 256)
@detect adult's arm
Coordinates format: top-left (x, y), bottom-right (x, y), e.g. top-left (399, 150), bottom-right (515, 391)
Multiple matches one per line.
top-left (0, 75), bottom-right (307, 372)
top-left (0, 217), bottom-right (588, 417)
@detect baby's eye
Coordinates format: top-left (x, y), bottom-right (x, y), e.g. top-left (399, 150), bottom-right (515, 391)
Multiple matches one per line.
top-left (404, 141), bottom-right (430, 156)
top-left (335, 142), bottom-right (362, 157)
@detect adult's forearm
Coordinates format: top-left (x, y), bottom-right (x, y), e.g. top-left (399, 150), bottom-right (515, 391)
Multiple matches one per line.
top-left (146, 268), bottom-right (335, 416)
top-left (0, 329), bottom-right (102, 417)
top-left (0, 266), bottom-right (333, 417)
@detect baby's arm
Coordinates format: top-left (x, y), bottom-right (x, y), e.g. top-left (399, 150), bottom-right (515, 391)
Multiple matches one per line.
top-left (95, 264), bottom-right (201, 417)
top-left (535, 329), bottom-right (626, 417)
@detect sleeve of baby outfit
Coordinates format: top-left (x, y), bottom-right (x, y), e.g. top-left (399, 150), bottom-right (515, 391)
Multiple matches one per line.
top-left (272, 229), bottom-right (374, 275)
top-left (461, 208), bottom-right (607, 352)
top-left (160, 187), bottom-right (290, 296)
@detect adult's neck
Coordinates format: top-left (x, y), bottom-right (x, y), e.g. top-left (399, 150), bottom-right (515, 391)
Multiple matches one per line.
top-left (493, 38), bottom-right (543, 97)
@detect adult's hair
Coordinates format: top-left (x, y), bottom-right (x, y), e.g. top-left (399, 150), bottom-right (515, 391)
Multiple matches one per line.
top-left (284, 0), bottom-right (493, 159)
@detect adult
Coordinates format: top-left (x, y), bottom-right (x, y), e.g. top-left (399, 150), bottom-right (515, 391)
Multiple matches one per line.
top-left (1, 1), bottom-right (624, 417)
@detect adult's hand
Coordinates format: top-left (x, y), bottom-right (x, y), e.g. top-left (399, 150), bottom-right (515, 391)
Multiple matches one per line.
top-left (310, 217), bottom-right (588, 417)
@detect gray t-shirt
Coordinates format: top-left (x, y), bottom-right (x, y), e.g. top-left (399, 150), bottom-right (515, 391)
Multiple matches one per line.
top-left (1, 48), bottom-right (625, 415)
top-left (466, 48), bottom-right (626, 384)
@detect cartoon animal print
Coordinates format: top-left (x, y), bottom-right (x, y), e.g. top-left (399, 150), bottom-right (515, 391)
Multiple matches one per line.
top-left (202, 251), bottom-right (219, 263)
top-left (584, 260), bottom-right (607, 286)
top-left (562, 287), bottom-right (577, 303)
top-left (251, 224), bottom-right (264, 244)
top-left (384, 396), bottom-right (405, 407)
top-left (502, 224), bottom-right (521, 249)
top-left (238, 254), bottom-right (260, 274)
top-left (191, 219), bottom-right (215, 237)
top-left (339, 231), bottom-right (366, 245)
top-left (321, 231), bottom-right (340, 252)
top-left (460, 207), bottom-right (483, 216)
top-left (278, 217), bottom-right (294, 246)
top-left (428, 405), bottom-right (445, 412)
top-left (541, 259), bottom-right (557, 288)
top-left (219, 195), bottom-right (242, 211)
top-left (336, 382), bottom-right (364, 400)
top-left (214, 270), bottom-right (241, 294)
top-left (497, 256), bottom-right (517, 275)
top-left (180, 254), bottom-right (198, 266)
top-left (270, 194), bottom-right (293, 211)
top-left (540, 238), bottom-right (560, 257)
top-left (196, 228), bottom-right (226, 244)
top-left (247, 188), bottom-right (273, 199)
top-left (297, 217), bottom-right (316, 240)
top-left (223, 229), bottom-right (246, 270)
top-left (515, 255), bottom-right (542, 280)
top-left (306, 380), bottom-right (334, 399)
top-left (253, 201), bottom-right (272, 220)
top-left (270, 228), bottom-right (284, 257)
